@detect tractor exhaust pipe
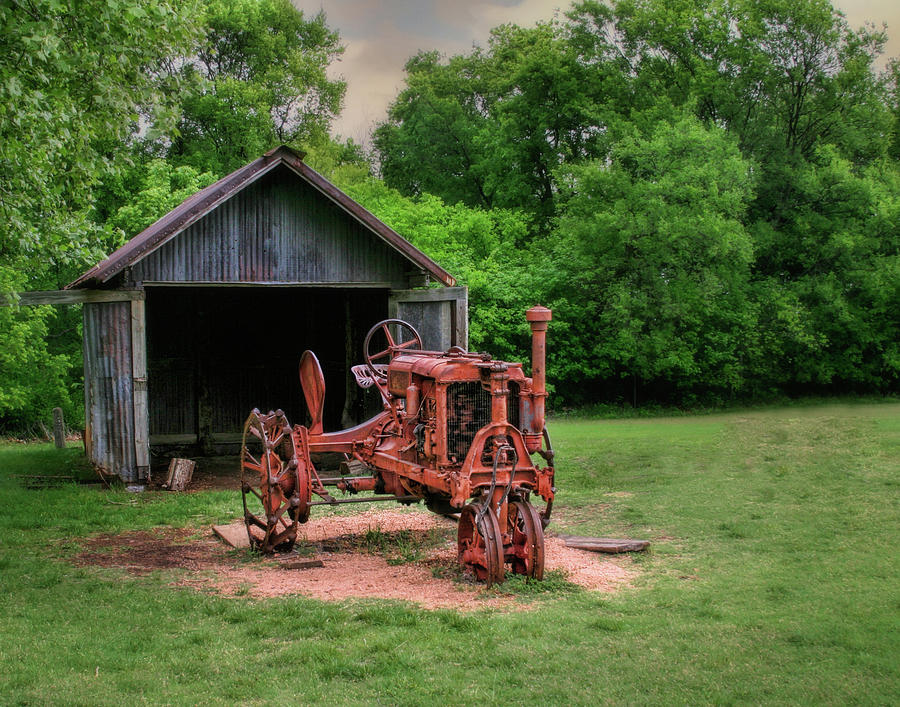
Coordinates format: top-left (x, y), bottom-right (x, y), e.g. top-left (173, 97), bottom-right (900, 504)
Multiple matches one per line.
top-left (525, 306), bottom-right (552, 450)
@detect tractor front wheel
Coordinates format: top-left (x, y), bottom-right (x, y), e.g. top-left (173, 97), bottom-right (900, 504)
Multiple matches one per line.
top-left (457, 502), bottom-right (505, 586)
top-left (505, 499), bottom-right (545, 580)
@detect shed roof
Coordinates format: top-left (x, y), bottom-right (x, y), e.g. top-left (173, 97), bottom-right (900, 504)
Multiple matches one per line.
top-left (67, 146), bottom-right (455, 289)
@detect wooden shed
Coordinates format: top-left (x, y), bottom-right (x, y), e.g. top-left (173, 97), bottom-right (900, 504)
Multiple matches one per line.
top-left (65, 146), bottom-right (467, 482)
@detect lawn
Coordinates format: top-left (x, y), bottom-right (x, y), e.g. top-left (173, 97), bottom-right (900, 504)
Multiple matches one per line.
top-left (1, 402), bottom-right (898, 705)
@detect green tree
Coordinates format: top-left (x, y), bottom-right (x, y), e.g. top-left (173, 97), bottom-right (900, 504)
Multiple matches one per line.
top-left (374, 0), bottom-right (898, 400)
top-left (750, 149), bottom-right (900, 389)
top-left (374, 22), bottom-right (602, 230)
top-left (374, 50), bottom-right (498, 209)
top-left (161, 0), bottom-right (345, 174)
top-left (567, 0), bottom-right (892, 165)
top-left (0, 0), bottom-right (199, 431)
top-left (106, 161), bottom-right (219, 240)
top-left (888, 59), bottom-right (900, 161)
top-left (549, 116), bottom-right (756, 402)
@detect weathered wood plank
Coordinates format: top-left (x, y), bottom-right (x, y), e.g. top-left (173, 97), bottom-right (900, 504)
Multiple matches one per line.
top-left (162, 458), bottom-right (195, 491)
top-left (0, 289), bottom-right (144, 306)
top-left (390, 286), bottom-right (468, 303)
top-left (52, 407), bottom-right (66, 449)
top-left (454, 290), bottom-right (469, 350)
top-left (212, 521), bottom-right (262, 548)
top-left (130, 298), bottom-right (150, 479)
top-left (389, 286), bottom-right (469, 350)
top-left (278, 559), bottom-right (325, 570)
top-left (139, 281), bottom-right (397, 288)
top-left (212, 523), bottom-right (251, 548)
top-left (150, 433), bottom-right (199, 445)
top-left (560, 535), bottom-right (650, 554)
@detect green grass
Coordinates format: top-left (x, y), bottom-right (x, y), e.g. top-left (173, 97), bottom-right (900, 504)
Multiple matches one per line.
top-left (1, 401), bottom-right (898, 704)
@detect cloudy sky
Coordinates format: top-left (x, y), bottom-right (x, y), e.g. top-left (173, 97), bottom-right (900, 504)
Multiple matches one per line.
top-left (292, 0), bottom-right (900, 145)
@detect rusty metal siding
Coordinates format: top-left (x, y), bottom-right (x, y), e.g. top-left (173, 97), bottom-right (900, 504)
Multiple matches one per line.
top-left (130, 167), bottom-right (409, 286)
top-left (83, 301), bottom-right (137, 481)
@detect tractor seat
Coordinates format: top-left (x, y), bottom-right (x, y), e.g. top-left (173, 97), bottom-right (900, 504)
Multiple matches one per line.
top-left (299, 350), bottom-right (326, 434)
top-left (351, 364), bottom-right (387, 389)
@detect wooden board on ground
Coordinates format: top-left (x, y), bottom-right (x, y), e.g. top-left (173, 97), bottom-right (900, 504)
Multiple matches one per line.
top-left (212, 523), bottom-right (323, 568)
top-left (278, 559), bottom-right (325, 570)
top-left (163, 458), bottom-right (195, 491)
top-left (212, 522), bottom-right (259, 548)
top-left (559, 535), bottom-right (650, 553)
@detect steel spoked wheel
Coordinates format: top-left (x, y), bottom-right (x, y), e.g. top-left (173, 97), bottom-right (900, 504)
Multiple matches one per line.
top-left (506, 499), bottom-right (545, 580)
top-left (240, 409), bottom-right (304, 553)
top-left (363, 319), bottom-right (423, 380)
top-left (457, 502), bottom-right (505, 586)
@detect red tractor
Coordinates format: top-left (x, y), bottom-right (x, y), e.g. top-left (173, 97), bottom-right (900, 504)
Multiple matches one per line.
top-left (240, 306), bottom-right (554, 585)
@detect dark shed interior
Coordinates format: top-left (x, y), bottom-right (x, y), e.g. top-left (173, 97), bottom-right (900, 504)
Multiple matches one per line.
top-left (146, 286), bottom-right (386, 466)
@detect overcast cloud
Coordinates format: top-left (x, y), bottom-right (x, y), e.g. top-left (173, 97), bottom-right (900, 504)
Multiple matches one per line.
top-left (292, 0), bottom-right (900, 146)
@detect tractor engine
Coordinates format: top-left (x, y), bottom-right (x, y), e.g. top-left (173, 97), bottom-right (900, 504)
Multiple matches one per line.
top-left (240, 306), bottom-right (554, 586)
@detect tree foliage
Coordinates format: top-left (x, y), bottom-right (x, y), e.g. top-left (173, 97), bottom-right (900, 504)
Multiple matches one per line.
top-left (106, 161), bottom-right (219, 240)
top-left (375, 0), bottom-right (899, 403)
top-left (2, 0), bottom-right (898, 432)
top-left (1, 0), bottom-right (349, 431)
top-left (549, 116), bottom-right (756, 401)
top-left (161, 0), bottom-right (345, 175)
top-left (0, 0), bottom-right (200, 431)
top-left (374, 23), bottom-right (604, 228)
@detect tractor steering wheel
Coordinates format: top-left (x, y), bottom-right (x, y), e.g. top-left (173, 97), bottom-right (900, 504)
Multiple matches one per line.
top-left (363, 319), bottom-right (423, 380)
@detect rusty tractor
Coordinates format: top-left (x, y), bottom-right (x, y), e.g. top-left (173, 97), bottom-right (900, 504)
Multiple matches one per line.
top-left (240, 306), bottom-right (554, 585)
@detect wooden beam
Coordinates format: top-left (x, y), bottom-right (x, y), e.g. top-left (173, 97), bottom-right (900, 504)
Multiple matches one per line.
top-left (389, 287), bottom-right (464, 303)
top-left (131, 298), bottom-right (150, 480)
top-left (195, 304), bottom-right (214, 455)
top-left (0, 289), bottom-right (144, 307)
top-left (150, 434), bottom-right (198, 445)
top-left (560, 535), bottom-right (650, 554)
top-left (139, 281), bottom-right (396, 288)
top-left (149, 432), bottom-right (243, 445)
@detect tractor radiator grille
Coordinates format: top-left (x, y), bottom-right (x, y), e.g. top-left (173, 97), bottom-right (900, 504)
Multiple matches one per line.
top-left (447, 382), bottom-right (521, 463)
top-left (447, 383), bottom-right (491, 462)
top-left (508, 381), bottom-right (521, 430)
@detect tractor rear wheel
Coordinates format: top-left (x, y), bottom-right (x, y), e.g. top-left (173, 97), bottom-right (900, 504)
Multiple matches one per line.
top-left (240, 409), bottom-right (305, 553)
top-left (457, 502), bottom-right (505, 586)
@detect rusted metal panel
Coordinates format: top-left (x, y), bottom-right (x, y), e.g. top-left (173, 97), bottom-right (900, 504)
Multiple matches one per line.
top-left (129, 168), bottom-right (410, 287)
top-left (83, 301), bottom-right (137, 481)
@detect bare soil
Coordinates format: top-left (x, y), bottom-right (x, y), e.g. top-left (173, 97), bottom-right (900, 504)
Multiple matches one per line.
top-left (73, 508), bottom-right (635, 610)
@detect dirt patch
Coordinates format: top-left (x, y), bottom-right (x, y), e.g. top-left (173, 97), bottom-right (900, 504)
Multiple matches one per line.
top-left (73, 527), bottom-right (226, 574)
top-left (72, 508), bottom-right (635, 610)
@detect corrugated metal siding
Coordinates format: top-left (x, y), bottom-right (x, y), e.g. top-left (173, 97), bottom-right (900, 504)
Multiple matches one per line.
top-left (83, 301), bottom-right (136, 481)
top-left (131, 167), bottom-right (409, 286)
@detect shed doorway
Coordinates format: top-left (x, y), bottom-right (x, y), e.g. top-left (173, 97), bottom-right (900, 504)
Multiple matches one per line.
top-left (145, 286), bottom-right (387, 470)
